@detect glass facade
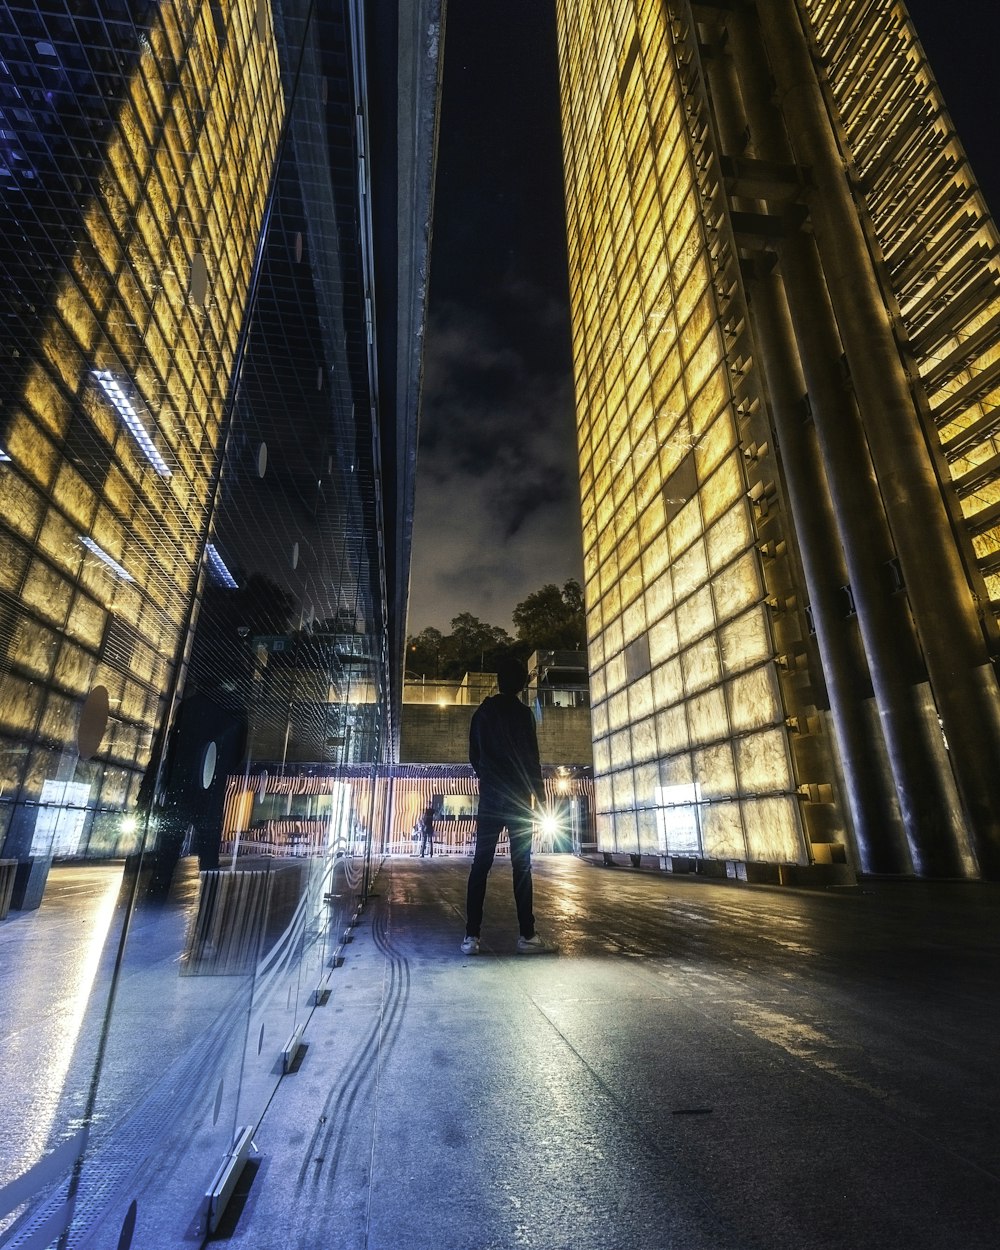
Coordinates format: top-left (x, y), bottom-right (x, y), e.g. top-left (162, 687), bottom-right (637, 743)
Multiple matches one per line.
top-left (0, 0), bottom-right (283, 867)
top-left (0, 0), bottom-right (441, 1243)
top-left (804, 0), bottom-right (1000, 602)
top-left (556, 0), bottom-right (1000, 878)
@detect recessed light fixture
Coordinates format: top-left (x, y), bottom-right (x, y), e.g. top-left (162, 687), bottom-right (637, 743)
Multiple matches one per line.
top-left (79, 536), bottom-right (135, 582)
top-left (93, 370), bottom-right (171, 477)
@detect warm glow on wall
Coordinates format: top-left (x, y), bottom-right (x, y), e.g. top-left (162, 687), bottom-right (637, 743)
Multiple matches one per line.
top-left (0, 2), bottom-right (284, 822)
top-left (557, 0), bottom-right (802, 863)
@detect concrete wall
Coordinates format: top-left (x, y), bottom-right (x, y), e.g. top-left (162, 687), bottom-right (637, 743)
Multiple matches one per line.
top-left (400, 705), bottom-right (475, 764)
top-left (535, 706), bottom-right (594, 766)
top-left (400, 703), bottom-right (593, 766)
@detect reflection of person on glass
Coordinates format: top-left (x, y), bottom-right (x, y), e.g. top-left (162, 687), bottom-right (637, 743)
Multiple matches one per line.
top-left (462, 656), bottom-right (552, 955)
top-left (419, 804), bottom-right (435, 858)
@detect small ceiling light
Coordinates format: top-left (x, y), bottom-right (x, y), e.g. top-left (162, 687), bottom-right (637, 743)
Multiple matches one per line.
top-left (93, 370), bottom-right (171, 477)
top-left (79, 536), bottom-right (135, 582)
top-left (0, 446), bottom-right (11, 462)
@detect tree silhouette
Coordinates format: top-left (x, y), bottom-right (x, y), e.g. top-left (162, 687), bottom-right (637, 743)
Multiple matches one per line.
top-left (188, 572), bottom-right (298, 701)
top-left (512, 579), bottom-right (585, 651)
top-left (405, 580), bottom-right (586, 679)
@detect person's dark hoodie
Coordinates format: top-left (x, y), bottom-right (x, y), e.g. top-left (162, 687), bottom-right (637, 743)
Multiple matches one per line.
top-left (469, 692), bottom-right (545, 811)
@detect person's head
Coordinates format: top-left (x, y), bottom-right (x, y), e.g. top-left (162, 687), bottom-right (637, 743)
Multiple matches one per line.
top-left (495, 654), bottom-right (529, 695)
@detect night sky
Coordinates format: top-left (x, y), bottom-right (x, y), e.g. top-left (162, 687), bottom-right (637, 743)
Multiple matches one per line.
top-left (407, 0), bottom-right (1000, 636)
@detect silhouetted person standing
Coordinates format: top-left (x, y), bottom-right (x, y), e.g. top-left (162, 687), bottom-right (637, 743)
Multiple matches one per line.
top-left (462, 656), bottom-right (552, 955)
top-left (419, 804), bottom-right (435, 858)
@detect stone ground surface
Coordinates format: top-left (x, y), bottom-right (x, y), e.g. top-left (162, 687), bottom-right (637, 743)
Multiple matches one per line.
top-left (217, 855), bottom-right (1000, 1250)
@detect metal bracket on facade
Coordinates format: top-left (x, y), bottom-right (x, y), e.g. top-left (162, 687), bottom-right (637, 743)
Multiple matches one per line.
top-left (204, 1125), bottom-right (255, 1236)
top-left (281, 1024), bottom-right (306, 1074)
top-left (719, 154), bottom-right (807, 202)
top-left (730, 205), bottom-right (808, 242)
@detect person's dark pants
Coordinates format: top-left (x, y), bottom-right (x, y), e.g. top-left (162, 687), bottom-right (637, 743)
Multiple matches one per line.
top-left (465, 806), bottom-right (535, 939)
top-left (420, 832), bottom-right (433, 858)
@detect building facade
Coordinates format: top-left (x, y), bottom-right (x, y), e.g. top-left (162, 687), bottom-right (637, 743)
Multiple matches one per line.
top-left (399, 654), bottom-right (594, 766)
top-left (0, 0), bottom-right (285, 874)
top-left (556, 0), bottom-right (1000, 878)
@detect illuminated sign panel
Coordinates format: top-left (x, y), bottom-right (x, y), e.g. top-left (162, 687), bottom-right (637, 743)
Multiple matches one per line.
top-left (31, 780), bottom-right (93, 857)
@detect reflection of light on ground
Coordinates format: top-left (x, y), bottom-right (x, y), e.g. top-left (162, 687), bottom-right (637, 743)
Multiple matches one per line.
top-left (0, 865), bottom-right (122, 1187)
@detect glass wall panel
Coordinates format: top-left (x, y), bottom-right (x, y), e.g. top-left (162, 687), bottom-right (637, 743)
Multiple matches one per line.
top-left (0, 0), bottom-right (404, 1243)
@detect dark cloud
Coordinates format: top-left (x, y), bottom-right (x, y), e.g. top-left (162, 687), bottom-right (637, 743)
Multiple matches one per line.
top-left (406, 0), bottom-right (581, 635)
top-left (409, 288), bottom-right (582, 633)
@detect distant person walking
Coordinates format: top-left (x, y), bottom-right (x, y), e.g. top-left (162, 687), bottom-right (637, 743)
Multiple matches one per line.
top-left (419, 803), bottom-right (435, 858)
top-left (462, 655), bottom-right (552, 955)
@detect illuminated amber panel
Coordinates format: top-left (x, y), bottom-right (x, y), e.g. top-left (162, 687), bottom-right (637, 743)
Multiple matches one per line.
top-left (804, 0), bottom-right (1000, 621)
top-left (0, 2), bottom-right (284, 823)
top-left (557, 0), bottom-right (801, 862)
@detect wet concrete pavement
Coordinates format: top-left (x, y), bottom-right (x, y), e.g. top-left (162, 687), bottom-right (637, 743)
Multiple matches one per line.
top-left (224, 855), bottom-right (1000, 1249)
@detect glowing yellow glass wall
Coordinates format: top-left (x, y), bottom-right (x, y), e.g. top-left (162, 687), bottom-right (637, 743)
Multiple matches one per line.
top-left (556, 0), bottom-right (805, 862)
top-left (0, 1), bottom-right (282, 844)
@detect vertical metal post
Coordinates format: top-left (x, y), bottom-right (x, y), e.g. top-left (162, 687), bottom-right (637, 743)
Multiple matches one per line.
top-left (748, 267), bottom-right (909, 871)
top-left (699, 9), bottom-right (908, 872)
top-left (721, 2), bottom-right (975, 875)
top-left (754, 0), bottom-right (1000, 877)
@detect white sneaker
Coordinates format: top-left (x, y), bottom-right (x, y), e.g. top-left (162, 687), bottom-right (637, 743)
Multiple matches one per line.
top-left (460, 936), bottom-right (480, 955)
top-left (516, 934), bottom-right (553, 954)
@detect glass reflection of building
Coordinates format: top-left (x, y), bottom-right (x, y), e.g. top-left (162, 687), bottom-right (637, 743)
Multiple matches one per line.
top-left (556, 0), bottom-right (1000, 878)
top-left (0, 0), bottom-right (442, 1241)
top-left (0, 0), bottom-right (435, 887)
top-left (0, 1), bottom-right (284, 880)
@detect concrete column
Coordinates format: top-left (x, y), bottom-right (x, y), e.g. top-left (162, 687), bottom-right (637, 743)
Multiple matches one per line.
top-left (696, 13), bottom-right (909, 871)
top-left (777, 234), bottom-right (965, 875)
top-left (749, 0), bottom-right (1000, 878)
top-left (721, 1), bottom-right (985, 875)
top-left (748, 268), bottom-right (910, 871)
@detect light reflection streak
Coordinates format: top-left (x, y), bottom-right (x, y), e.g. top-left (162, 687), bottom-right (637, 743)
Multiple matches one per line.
top-left (15, 869), bottom-right (122, 1174)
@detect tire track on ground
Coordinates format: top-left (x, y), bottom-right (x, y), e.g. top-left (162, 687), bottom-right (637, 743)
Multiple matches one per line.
top-left (296, 877), bottom-right (411, 1219)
